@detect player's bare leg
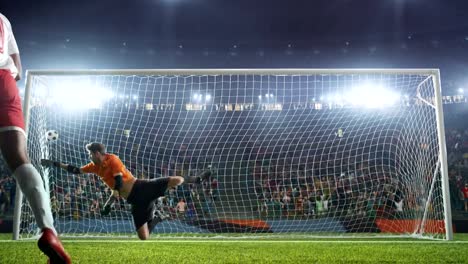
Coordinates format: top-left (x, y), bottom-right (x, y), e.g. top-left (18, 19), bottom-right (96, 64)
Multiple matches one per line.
top-left (0, 130), bottom-right (28, 169)
top-left (136, 223), bottom-right (150, 240)
top-left (0, 130), bottom-right (71, 263)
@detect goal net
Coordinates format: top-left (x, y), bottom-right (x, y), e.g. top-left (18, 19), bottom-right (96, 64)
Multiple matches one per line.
top-left (14, 69), bottom-right (452, 240)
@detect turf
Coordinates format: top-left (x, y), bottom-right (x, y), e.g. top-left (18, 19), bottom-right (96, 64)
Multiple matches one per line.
top-left (1, 234), bottom-right (468, 263)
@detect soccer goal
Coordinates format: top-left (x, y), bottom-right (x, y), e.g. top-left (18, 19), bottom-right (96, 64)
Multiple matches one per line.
top-left (13, 69), bottom-right (453, 240)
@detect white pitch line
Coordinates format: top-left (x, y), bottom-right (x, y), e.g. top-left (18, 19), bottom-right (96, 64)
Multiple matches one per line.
top-left (1, 240), bottom-right (467, 244)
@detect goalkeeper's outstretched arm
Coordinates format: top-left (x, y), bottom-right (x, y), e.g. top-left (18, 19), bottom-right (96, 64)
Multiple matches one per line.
top-left (40, 159), bottom-right (83, 174)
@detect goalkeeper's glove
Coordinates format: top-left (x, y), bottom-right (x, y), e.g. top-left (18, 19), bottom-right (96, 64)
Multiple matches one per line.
top-left (185, 170), bottom-right (212, 184)
top-left (41, 159), bottom-right (60, 167)
top-left (101, 204), bottom-right (112, 216)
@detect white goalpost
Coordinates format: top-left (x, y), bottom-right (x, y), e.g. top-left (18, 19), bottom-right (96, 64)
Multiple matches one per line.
top-left (13, 69), bottom-right (453, 240)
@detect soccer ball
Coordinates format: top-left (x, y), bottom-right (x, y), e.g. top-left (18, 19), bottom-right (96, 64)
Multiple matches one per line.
top-left (46, 130), bottom-right (59, 141)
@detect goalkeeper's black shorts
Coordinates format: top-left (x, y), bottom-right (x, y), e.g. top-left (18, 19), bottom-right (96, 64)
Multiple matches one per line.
top-left (127, 177), bottom-right (170, 230)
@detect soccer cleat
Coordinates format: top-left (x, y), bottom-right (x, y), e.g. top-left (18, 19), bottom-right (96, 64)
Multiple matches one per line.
top-left (38, 228), bottom-right (71, 264)
top-left (148, 215), bottom-right (163, 234)
top-left (159, 211), bottom-right (171, 220)
top-left (154, 207), bottom-right (169, 220)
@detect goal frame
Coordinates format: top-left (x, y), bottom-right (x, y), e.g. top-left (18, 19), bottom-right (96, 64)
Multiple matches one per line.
top-left (13, 68), bottom-right (453, 240)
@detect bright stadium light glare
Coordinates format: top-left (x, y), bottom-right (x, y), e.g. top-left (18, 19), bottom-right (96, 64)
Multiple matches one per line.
top-left (48, 80), bottom-right (113, 111)
top-left (205, 94), bottom-right (212, 102)
top-left (193, 93), bottom-right (203, 103)
top-left (346, 82), bottom-right (399, 108)
top-left (458, 88), bottom-right (464, 94)
top-left (36, 85), bottom-right (48, 99)
top-left (332, 93), bottom-right (343, 104)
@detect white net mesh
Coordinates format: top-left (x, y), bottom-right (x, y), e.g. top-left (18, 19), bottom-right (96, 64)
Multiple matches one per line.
top-left (18, 70), bottom-right (449, 239)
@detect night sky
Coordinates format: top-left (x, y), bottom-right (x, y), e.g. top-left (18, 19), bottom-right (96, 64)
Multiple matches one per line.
top-left (2, 0), bottom-right (468, 93)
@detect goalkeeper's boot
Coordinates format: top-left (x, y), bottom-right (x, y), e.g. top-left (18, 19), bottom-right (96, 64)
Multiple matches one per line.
top-left (155, 208), bottom-right (170, 220)
top-left (185, 170), bottom-right (212, 184)
top-left (159, 211), bottom-right (171, 220)
top-left (148, 215), bottom-right (163, 234)
top-left (147, 203), bottom-right (165, 234)
top-left (38, 228), bottom-right (71, 264)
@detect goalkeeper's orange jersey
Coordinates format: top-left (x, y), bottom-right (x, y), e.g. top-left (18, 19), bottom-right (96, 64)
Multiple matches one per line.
top-left (80, 154), bottom-right (135, 189)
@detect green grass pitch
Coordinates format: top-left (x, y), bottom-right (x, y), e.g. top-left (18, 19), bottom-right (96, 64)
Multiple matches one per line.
top-left (1, 234), bottom-right (468, 263)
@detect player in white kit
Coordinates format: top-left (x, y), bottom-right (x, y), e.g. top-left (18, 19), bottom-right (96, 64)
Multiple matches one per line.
top-left (0, 13), bottom-right (71, 264)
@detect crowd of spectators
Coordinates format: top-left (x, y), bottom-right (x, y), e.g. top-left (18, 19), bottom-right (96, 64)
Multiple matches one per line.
top-left (443, 105), bottom-right (468, 214)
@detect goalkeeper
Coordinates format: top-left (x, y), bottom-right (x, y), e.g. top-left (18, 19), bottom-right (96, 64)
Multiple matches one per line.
top-left (41, 142), bottom-right (210, 240)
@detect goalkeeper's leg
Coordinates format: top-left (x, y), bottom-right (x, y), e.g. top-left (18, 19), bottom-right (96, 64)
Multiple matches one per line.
top-left (135, 173), bottom-right (209, 238)
top-left (127, 174), bottom-right (206, 240)
top-left (147, 204), bottom-right (164, 234)
top-left (132, 203), bottom-right (163, 240)
top-left (138, 174), bottom-right (205, 237)
top-left (129, 176), bottom-right (184, 240)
